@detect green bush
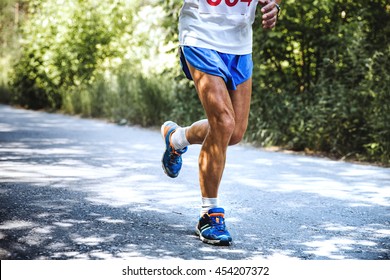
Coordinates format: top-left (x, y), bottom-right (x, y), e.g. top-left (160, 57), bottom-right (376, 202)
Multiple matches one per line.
top-left (61, 61), bottom-right (175, 127)
top-left (5, 0), bottom-right (390, 165)
top-left (365, 47), bottom-right (390, 163)
top-left (248, 0), bottom-right (390, 164)
top-left (110, 64), bottom-right (175, 127)
top-left (8, 0), bottom-right (177, 126)
top-left (9, 0), bottom-right (128, 109)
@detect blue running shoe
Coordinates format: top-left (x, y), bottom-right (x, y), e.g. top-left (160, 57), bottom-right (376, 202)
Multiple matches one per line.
top-left (196, 208), bottom-right (232, 246)
top-left (161, 121), bottom-right (188, 178)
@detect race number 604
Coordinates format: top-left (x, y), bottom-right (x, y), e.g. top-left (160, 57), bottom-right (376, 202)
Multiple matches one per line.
top-left (207, 0), bottom-right (253, 7)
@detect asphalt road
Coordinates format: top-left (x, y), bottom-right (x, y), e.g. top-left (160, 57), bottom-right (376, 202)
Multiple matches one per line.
top-left (0, 104), bottom-right (389, 260)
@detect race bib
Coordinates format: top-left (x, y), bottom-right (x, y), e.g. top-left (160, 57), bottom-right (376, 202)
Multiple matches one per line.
top-left (199, 0), bottom-right (254, 15)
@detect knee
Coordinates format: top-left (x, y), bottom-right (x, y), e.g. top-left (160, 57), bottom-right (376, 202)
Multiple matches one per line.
top-left (209, 110), bottom-right (236, 140)
top-left (228, 123), bottom-right (248, 146)
top-left (228, 130), bottom-right (245, 146)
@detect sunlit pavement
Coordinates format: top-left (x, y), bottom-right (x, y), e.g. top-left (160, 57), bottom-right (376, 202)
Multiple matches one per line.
top-left (0, 104), bottom-right (389, 260)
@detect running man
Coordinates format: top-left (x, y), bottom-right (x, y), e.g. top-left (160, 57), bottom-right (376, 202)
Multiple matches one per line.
top-left (161, 0), bottom-right (281, 245)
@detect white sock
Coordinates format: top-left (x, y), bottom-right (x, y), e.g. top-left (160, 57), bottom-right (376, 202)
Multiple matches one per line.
top-left (201, 197), bottom-right (218, 217)
top-left (171, 127), bottom-right (190, 150)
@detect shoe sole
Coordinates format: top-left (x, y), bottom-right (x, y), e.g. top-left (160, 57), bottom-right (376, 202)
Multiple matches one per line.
top-left (195, 228), bottom-right (232, 246)
top-left (161, 121), bottom-right (179, 178)
top-left (161, 161), bottom-right (178, 178)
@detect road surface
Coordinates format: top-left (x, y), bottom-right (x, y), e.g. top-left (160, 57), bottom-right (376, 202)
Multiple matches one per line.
top-left (0, 104), bottom-right (389, 260)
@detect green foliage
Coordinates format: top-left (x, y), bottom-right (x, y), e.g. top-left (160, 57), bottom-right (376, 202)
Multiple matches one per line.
top-left (4, 0), bottom-right (390, 165)
top-left (160, 0), bottom-right (181, 44)
top-left (170, 77), bottom-right (205, 126)
top-left (0, 0), bottom-right (26, 103)
top-left (164, 0), bottom-right (390, 165)
top-left (61, 62), bottom-right (174, 127)
top-left (9, 0), bottom-right (136, 109)
top-left (159, 0), bottom-right (205, 125)
top-left (364, 47), bottom-right (390, 163)
top-left (248, 0), bottom-right (390, 164)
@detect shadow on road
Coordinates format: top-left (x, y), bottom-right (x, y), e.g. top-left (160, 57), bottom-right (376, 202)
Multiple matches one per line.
top-left (0, 105), bottom-right (389, 260)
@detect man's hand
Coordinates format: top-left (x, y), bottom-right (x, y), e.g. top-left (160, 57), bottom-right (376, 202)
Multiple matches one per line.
top-left (259, 0), bottom-right (279, 29)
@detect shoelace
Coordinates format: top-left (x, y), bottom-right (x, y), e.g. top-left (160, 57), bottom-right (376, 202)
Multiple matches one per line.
top-left (169, 145), bottom-right (187, 164)
top-left (209, 215), bottom-right (226, 232)
top-left (169, 148), bottom-right (182, 164)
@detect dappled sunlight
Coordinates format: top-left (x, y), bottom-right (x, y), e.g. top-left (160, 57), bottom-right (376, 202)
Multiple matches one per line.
top-left (81, 173), bottom-right (199, 208)
top-left (225, 145), bottom-right (390, 207)
top-left (221, 145), bottom-right (389, 260)
top-left (0, 123), bottom-right (16, 132)
top-left (0, 161), bottom-right (118, 183)
top-left (72, 234), bottom-right (119, 246)
top-left (0, 220), bottom-right (37, 230)
top-left (0, 106), bottom-right (206, 260)
top-left (302, 237), bottom-right (377, 260)
top-left (0, 106), bottom-right (199, 211)
top-left (266, 251), bottom-right (300, 260)
top-left (1, 105), bottom-right (389, 260)
top-left (0, 147), bottom-right (87, 156)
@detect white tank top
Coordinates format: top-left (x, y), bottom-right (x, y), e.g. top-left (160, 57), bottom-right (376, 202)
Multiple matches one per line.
top-left (179, 0), bottom-right (259, 55)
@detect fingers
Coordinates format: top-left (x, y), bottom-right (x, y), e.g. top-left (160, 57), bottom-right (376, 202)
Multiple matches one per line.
top-left (262, 16), bottom-right (277, 29)
top-left (260, 1), bottom-right (278, 29)
top-left (260, 1), bottom-right (276, 14)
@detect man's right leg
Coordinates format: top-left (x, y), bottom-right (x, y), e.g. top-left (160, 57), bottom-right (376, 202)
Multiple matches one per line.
top-left (186, 63), bottom-right (234, 245)
top-left (186, 64), bottom-right (235, 199)
top-left (163, 53), bottom-right (236, 245)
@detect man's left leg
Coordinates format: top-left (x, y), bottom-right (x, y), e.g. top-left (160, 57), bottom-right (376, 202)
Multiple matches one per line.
top-left (186, 76), bottom-right (253, 245)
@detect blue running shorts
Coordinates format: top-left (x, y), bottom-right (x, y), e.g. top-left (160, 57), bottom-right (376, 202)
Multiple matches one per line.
top-left (180, 46), bottom-right (253, 91)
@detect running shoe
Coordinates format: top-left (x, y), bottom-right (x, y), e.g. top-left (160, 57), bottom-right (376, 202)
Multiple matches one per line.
top-left (161, 121), bottom-right (188, 178)
top-left (196, 207), bottom-right (232, 246)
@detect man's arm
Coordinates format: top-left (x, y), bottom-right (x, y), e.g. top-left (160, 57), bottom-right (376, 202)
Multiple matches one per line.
top-left (259, 0), bottom-right (282, 29)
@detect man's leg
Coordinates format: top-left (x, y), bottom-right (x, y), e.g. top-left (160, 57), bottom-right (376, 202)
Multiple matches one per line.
top-left (228, 76), bottom-right (252, 145)
top-left (186, 64), bottom-right (235, 198)
top-left (185, 78), bottom-right (252, 146)
top-left (186, 64), bottom-right (234, 245)
top-left (184, 63), bottom-right (252, 245)
top-left (185, 66), bottom-right (252, 199)
top-left (185, 78), bottom-right (252, 145)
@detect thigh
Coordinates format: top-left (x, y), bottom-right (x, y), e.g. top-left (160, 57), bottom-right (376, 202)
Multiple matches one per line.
top-left (186, 62), bottom-right (234, 125)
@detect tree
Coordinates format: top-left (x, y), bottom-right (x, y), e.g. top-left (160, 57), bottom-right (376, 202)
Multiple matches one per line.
top-left (0, 0), bottom-right (29, 102)
top-left (7, 0), bottom-right (390, 164)
top-left (161, 0), bottom-right (390, 164)
top-left (248, 0), bottom-right (389, 163)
